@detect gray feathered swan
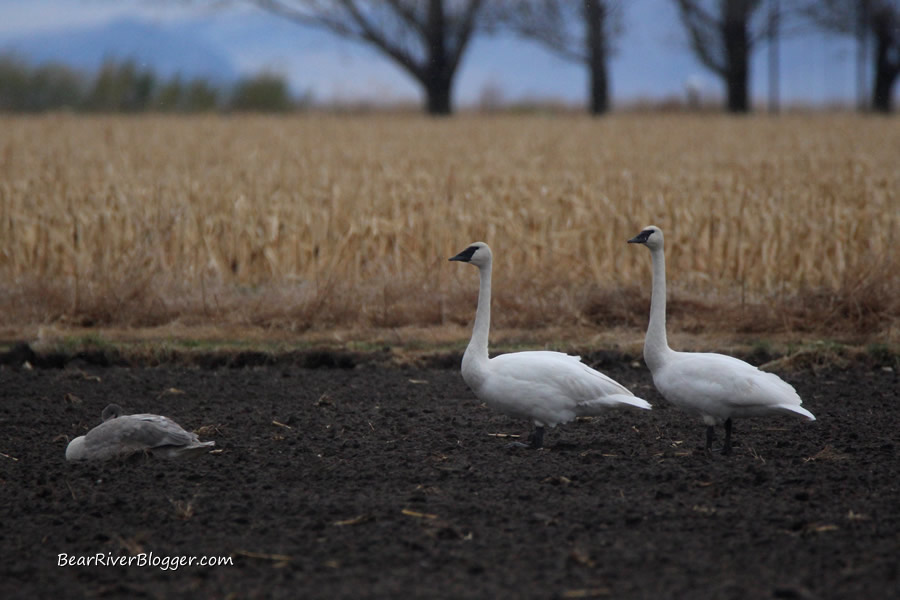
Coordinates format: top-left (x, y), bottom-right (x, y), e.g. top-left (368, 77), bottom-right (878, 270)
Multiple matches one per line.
top-left (628, 226), bottom-right (815, 454)
top-left (66, 403), bottom-right (215, 461)
top-left (450, 242), bottom-right (651, 448)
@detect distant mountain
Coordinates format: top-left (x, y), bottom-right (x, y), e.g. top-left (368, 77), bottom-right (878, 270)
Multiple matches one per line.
top-left (0, 17), bottom-right (239, 83)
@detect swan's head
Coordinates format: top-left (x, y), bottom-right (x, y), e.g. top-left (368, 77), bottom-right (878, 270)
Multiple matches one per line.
top-left (449, 242), bottom-right (492, 269)
top-left (101, 403), bottom-right (123, 421)
top-left (65, 436), bottom-right (87, 461)
top-left (628, 226), bottom-right (664, 251)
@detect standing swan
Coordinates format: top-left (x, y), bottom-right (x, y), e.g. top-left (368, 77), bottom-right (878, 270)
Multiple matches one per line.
top-left (449, 242), bottom-right (651, 448)
top-left (628, 226), bottom-right (815, 454)
top-left (66, 403), bottom-right (215, 461)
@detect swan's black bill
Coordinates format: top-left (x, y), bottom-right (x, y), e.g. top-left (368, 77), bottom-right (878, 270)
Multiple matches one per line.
top-left (628, 229), bottom-right (654, 244)
top-left (449, 246), bottom-right (478, 262)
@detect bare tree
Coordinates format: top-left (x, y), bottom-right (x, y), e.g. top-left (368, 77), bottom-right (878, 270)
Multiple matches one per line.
top-left (251, 0), bottom-right (486, 115)
top-left (801, 0), bottom-right (900, 113)
top-left (497, 0), bottom-right (621, 115)
top-left (674, 0), bottom-right (769, 112)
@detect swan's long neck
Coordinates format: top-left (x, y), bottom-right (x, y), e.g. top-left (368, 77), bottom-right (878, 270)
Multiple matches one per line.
top-left (644, 246), bottom-right (672, 372)
top-left (461, 262), bottom-right (491, 388)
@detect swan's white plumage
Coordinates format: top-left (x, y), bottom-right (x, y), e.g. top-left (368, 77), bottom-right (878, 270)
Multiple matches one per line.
top-left (450, 242), bottom-right (650, 445)
top-left (475, 350), bottom-right (650, 427)
top-left (652, 351), bottom-right (815, 425)
top-left (628, 225), bottom-right (814, 451)
top-left (65, 404), bottom-right (215, 461)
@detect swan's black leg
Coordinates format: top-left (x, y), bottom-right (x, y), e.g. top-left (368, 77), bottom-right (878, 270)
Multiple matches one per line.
top-left (705, 425), bottom-right (716, 452)
top-left (529, 426), bottom-right (545, 449)
top-left (506, 426), bottom-right (545, 449)
top-left (722, 418), bottom-right (733, 455)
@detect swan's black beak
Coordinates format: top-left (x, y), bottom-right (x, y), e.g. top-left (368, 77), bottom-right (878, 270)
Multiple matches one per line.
top-left (449, 246), bottom-right (478, 262)
top-left (628, 229), bottom-right (654, 244)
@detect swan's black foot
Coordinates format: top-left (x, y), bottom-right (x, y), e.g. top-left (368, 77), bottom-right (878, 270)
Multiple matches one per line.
top-left (507, 426), bottom-right (544, 449)
top-left (506, 441), bottom-right (531, 449)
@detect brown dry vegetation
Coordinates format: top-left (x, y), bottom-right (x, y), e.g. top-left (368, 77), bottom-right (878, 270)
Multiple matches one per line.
top-left (0, 113), bottom-right (897, 349)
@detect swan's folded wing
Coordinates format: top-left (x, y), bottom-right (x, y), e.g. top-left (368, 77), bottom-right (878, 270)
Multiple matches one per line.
top-left (128, 415), bottom-right (202, 447)
top-left (663, 353), bottom-right (806, 414)
top-left (84, 416), bottom-right (199, 456)
top-left (491, 351), bottom-right (638, 402)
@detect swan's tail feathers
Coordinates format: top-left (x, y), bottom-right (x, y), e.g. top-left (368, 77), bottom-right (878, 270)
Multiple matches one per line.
top-left (777, 404), bottom-right (816, 421)
top-left (576, 395), bottom-right (651, 415)
top-left (189, 440), bottom-right (217, 452)
top-left (608, 395), bottom-right (652, 411)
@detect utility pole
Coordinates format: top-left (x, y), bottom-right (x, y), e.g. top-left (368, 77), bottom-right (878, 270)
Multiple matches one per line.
top-left (768, 0), bottom-right (780, 113)
top-left (856, 0), bottom-right (870, 111)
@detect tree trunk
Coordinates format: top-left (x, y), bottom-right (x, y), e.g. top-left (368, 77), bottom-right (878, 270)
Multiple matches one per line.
top-left (422, 0), bottom-right (453, 115)
top-left (872, 66), bottom-right (898, 113)
top-left (723, 13), bottom-right (750, 113)
top-left (585, 0), bottom-right (609, 115)
top-left (872, 30), bottom-right (898, 113)
top-left (589, 61), bottom-right (609, 115)
top-left (726, 60), bottom-right (749, 112)
top-left (424, 75), bottom-right (453, 115)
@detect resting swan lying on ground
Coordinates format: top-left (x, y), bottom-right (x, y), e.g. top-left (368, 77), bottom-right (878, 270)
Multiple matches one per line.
top-left (66, 403), bottom-right (215, 461)
top-left (628, 226), bottom-right (815, 454)
top-left (450, 242), bottom-right (651, 449)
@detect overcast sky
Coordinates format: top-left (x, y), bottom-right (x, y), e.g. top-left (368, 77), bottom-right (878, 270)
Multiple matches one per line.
top-left (0, 0), bottom-right (865, 108)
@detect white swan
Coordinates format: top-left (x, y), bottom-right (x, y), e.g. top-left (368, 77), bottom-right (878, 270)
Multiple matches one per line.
top-left (66, 403), bottom-right (215, 461)
top-left (449, 242), bottom-right (651, 448)
top-left (628, 226), bottom-right (815, 454)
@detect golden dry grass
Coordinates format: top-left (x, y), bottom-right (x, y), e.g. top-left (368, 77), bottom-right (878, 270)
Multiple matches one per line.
top-left (0, 113), bottom-right (897, 346)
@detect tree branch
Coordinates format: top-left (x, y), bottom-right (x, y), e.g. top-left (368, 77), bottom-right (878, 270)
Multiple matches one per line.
top-left (675, 0), bottom-right (727, 76)
top-left (337, 0), bottom-right (423, 80)
top-left (496, 0), bottom-right (588, 63)
top-left (251, 1), bottom-right (425, 81)
top-left (447, 0), bottom-right (486, 72)
top-left (384, 0), bottom-right (427, 39)
top-left (251, 0), bottom-right (356, 36)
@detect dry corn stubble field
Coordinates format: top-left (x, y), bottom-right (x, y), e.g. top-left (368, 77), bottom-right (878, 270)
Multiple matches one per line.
top-left (0, 113), bottom-right (897, 348)
top-left (1, 114), bottom-right (900, 600)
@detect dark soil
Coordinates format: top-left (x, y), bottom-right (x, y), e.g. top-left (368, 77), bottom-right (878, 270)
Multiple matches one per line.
top-left (1, 354), bottom-right (898, 599)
